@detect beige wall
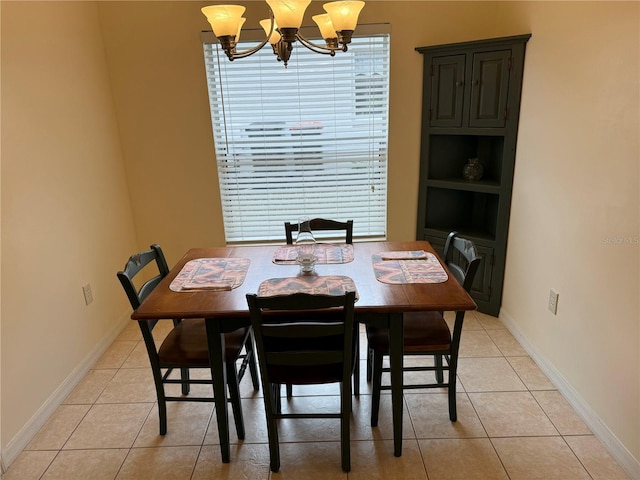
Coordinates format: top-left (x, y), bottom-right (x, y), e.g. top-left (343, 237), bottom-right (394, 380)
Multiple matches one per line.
top-left (498, 0), bottom-right (640, 466)
top-left (1, 0), bottom-right (638, 474)
top-left (1, 1), bottom-right (138, 462)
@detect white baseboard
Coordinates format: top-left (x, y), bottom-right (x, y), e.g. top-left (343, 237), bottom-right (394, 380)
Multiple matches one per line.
top-left (499, 308), bottom-right (640, 480)
top-left (0, 312), bottom-right (131, 473)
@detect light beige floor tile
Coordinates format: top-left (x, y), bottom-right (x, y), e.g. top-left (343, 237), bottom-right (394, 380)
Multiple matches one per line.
top-left (115, 322), bottom-right (142, 342)
top-left (469, 392), bottom-right (559, 437)
top-left (64, 403), bottom-right (153, 450)
top-left (238, 366), bottom-right (263, 398)
top-left (564, 435), bottom-right (632, 480)
top-left (96, 368), bottom-right (157, 403)
top-left (134, 402), bottom-right (214, 447)
top-left (279, 382), bottom-right (341, 397)
top-left (401, 357), bottom-right (453, 393)
top-left (458, 330), bottom-right (503, 357)
top-left (191, 444), bottom-right (270, 480)
top-left (405, 393), bottom-right (487, 439)
top-left (472, 312), bottom-right (505, 330)
top-left (444, 311), bottom-right (484, 331)
top-left (11, 300), bottom-right (634, 480)
top-left (351, 393), bottom-right (416, 441)
top-left (0, 451), bottom-right (57, 480)
top-left (532, 390), bottom-right (591, 435)
top-left (160, 364), bottom-right (260, 400)
top-left (355, 359), bottom-right (370, 395)
top-left (270, 441), bottom-right (348, 478)
top-left (115, 446), bottom-right (200, 480)
top-left (349, 439), bottom-right (428, 480)
top-left (457, 357), bottom-right (527, 392)
top-left (163, 368), bottom-right (218, 399)
top-left (25, 405), bottom-right (90, 450)
top-left (151, 320), bottom-right (175, 343)
top-left (419, 438), bottom-right (509, 480)
top-left (63, 369), bottom-right (117, 404)
top-left (120, 341), bottom-right (149, 369)
top-left (506, 356), bottom-right (555, 390)
top-left (93, 341), bottom-right (137, 369)
top-left (492, 436), bottom-right (591, 480)
top-left (269, 395), bottom-right (349, 443)
top-left (204, 396), bottom-right (269, 444)
top-left (41, 449), bottom-right (128, 480)
top-left (375, 356), bottom-right (464, 394)
top-left (486, 329), bottom-right (528, 356)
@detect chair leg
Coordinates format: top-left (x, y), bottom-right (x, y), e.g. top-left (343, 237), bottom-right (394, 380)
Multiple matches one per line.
top-left (366, 346), bottom-right (373, 382)
top-left (274, 383), bottom-right (282, 415)
top-left (341, 380), bottom-right (352, 472)
top-left (434, 354), bottom-right (444, 384)
top-left (353, 337), bottom-right (360, 396)
top-left (180, 367), bottom-right (190, 395)
top-left (157, 398), bottom-right (168, 436)
top-left (286, 384), bottom-right (293, 399)
top-left (448, 360), bottom-right (458, 422)
top-left (151, 367), bottom-right (168, 435)
top-left (226, 365), bottom-right (246, 440)
top-left (245, 334), bottom-right (260, 391)
top-left (264, 383), bottom-right (281, 472)
top-left (370, 350), bottom-right (384, 427)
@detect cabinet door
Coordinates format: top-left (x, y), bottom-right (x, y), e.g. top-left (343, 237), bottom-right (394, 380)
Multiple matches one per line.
top-left (430, 55), bottom-right (465, 127)
top-left (469, 244), bottom-right (494, 302)
top-left (469, 50), bottom-right (511, 128)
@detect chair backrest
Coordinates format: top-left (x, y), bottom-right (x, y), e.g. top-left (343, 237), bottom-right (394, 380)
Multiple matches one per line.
top-left (285, 218), bottom-right (353, 244)
top-left (442, 232), bottom-right (481, 292)
top-left (117, 244), bottom-right (170, 310)
top-left (246, 291), bottom-right (357, 385)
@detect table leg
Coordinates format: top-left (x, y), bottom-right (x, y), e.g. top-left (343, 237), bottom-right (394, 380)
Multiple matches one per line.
top-left (389, 312), bottom-right (404, 457)
top-left (205, 318), bottom-right (230, 463)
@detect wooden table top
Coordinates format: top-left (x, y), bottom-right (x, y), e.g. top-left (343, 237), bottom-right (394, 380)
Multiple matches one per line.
top-left (131, 240), bottom-right (476, 321)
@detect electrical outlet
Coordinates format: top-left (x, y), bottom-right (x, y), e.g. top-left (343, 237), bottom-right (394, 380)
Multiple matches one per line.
top-left (83, 283), bottom-right (93, 306)
top-left (548, 289), bottom-right (558, 315)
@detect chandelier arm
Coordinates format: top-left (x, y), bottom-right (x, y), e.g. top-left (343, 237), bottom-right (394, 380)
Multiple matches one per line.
top-left (296, 33), bottom-right (346, 55)
top-left (227, 39), bottom-right (270, 59)
top-left (225, 13), bottom-right (275, 60)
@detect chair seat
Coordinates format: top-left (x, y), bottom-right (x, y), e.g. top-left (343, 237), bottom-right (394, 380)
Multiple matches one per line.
top-left (367, 311), bottom-right (451, 353)
top-left (158, 319), bottom-right (250, 366)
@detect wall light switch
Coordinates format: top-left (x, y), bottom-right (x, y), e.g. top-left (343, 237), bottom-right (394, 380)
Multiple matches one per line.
top-left (83, 283), bottom-right (94, 306)
top-left (548, 289), bottom-right (559, 315)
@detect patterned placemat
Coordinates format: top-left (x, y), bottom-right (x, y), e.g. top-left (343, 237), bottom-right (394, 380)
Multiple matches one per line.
top-left (170, 258), bottom-right (250, 291)
top-left (273, 244), bottom-right (354, 264)
top-left (372, 251), bottom-right (449, 284)
top-left (257, 275), bottom-right (358, 299)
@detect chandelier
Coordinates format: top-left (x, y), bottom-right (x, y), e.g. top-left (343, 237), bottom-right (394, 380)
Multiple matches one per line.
top-left (201, 0), bottom-right (365, 66)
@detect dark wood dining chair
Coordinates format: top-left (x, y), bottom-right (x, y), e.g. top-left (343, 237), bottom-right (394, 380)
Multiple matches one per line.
top-left (116, 244), bottom-right (259, 440)
top-left (365, 232), bottom-right (481, 425)
top-left (284, 218), bottom-right (353, 244)
top-left (284, 217), bottom-right (359, 397)
top-left (246, 291), bottom-right (357, 473)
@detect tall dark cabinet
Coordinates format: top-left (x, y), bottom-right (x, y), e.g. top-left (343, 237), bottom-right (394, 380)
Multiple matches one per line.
top-left (416, 34), bottom-right (531, 316)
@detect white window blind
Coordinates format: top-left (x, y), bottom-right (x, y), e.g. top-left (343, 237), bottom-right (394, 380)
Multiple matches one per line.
top-left (203, 31), bottom-right (389, 243)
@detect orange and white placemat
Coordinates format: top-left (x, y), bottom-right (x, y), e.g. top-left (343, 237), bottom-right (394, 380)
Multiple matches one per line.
top-left (372, 251), bottom-right (448, 284)
top-left (170, 257), bottom-right (250, 291)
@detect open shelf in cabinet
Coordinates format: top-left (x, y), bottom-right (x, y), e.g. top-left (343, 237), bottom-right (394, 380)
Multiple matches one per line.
top-left (427, 135), bottom-right (505, 186)
top-left (423, 187), bottom-right (498, 242)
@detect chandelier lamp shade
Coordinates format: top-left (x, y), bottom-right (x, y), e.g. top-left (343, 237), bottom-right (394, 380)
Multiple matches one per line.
top-left (201, 1), bottom-right (366, 66)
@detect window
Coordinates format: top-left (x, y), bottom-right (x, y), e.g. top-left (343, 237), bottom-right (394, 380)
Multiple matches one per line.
top-left (203, 29), bottom-right (390, 243)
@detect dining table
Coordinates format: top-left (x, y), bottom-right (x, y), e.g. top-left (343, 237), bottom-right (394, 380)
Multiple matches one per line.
top-left (130, 240), bottom-right (476, 462)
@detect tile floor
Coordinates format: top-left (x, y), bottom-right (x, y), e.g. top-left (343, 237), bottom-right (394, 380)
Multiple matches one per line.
top-left (2, 311), bottom-right (632, 479)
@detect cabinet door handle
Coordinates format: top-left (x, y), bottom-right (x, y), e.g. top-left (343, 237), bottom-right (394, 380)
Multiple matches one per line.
top-left (472, 79), bottom-right (479, 86)
top-left (456, 80), bottom-right (464, 87)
